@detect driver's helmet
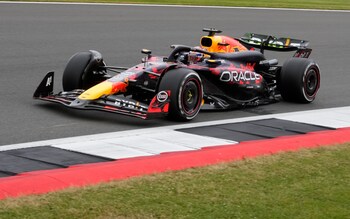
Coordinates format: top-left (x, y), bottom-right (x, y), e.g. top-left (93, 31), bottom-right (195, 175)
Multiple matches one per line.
top-left (187, 51), bottom-right (204, 64)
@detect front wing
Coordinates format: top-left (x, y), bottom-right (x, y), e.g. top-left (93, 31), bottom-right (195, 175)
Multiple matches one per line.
top-left (33, 72), bottom-right (170, 119)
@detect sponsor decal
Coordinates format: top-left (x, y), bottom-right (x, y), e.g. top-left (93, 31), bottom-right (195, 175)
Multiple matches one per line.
top-left (46, 76), bottom-right (52, 87)
top-left (157, 91), bottom-right (169, 103)
top-left (220, 70), bottom-right (261, 83)
top-left (114, 98), bottom-right (145, 111)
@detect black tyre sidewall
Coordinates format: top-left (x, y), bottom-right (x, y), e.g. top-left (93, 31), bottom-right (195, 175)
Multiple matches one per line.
top-left (62, 52), bottom-right (91, 91)
top-left (279, 58), bottom-right (320, 103)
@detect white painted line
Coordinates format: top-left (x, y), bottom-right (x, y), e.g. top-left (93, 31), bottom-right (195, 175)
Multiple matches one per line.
top-left (143, 131), bottom-right (237, 148)
top-left (52, 130), bottom-right (236, 159)
top-left (53, 141), bottom-right (152, 159)
top-left (0, 1), bottom-right (349, 13)
top-left (102, 136), bottom-right (196, 154)
top-left (101, 131), bottom-right (236, 152)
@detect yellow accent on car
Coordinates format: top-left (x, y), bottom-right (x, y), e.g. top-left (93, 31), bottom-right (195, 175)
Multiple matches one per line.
top-left (200, 36), bottom-right (224, 53)
top-left (285, 38), bottom-right (291, 46)
top-left (206, 59), bottom-right (217, 63)
top-left (78, 81), bottom-right (113, 100)
top-left (200, 35), bottom-right (247, 53)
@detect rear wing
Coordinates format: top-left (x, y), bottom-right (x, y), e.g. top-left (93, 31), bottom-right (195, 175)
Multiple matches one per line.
top-left (236, 33), bottom-right (312, 58)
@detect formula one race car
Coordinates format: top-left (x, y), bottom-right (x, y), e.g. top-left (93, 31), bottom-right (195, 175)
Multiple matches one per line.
top-left (34, 28), bottom-right (320, 121)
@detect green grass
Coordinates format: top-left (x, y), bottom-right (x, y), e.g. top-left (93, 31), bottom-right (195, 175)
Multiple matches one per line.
top-left (1, 143), bottom-right (350, 218)
top-left (4, 0), bottom-right (350, 10)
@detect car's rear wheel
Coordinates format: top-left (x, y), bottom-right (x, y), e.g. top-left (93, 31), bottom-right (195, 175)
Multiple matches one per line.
top-left (62, 51), bottom-right (106, 91)
top-left (279, 58), bottom-right (320, 103)
top-left (158, 68), bottom-right (203, 121)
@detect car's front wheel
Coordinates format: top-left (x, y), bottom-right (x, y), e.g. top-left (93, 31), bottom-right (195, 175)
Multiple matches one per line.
top-left (158, 68), bottom-right (203, 121)
top-left (62, 50), bottom-right (106, 91)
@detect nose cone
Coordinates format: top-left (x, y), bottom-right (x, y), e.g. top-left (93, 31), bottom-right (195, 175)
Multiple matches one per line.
top-left (78, 81), bottom-right (113, 100)
top-left (78, 80), bottom-right (129, 100)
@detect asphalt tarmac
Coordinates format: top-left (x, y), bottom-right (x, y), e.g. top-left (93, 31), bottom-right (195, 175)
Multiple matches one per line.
top-left (0, 2), bottom-right (349, 145)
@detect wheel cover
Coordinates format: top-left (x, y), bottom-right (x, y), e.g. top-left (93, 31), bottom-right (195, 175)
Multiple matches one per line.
top-left (304, 68), bottom-right (319, 97)
top-left (180, 77), bottom-right (201, 117)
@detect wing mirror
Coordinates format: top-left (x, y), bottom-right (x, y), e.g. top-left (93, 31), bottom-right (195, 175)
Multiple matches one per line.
top-left (141, 49), bottom-right (152, 55)
top-left (141, 49), bottom-right (152, 67)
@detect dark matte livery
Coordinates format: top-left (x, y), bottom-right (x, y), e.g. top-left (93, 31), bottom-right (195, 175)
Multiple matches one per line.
top-left (34, 28), bottom-right (321, 121)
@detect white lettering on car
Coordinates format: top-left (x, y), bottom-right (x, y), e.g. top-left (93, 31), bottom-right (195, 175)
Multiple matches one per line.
top-left (220, 71), bottom-right (261, 82)
top-left (114, 99), bottom-right (144, 111)
top-left (46, 76), bottom-right (52, 87)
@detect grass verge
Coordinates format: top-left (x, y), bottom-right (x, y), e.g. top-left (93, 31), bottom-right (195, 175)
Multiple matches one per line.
top-left (3, 0), bottom-right (350, 10)
top-left (0, 143), bottom-right (349, 218)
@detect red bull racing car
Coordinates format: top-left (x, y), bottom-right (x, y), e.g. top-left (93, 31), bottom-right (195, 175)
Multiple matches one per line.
top-left (34, 28), bottom-right (320, 121)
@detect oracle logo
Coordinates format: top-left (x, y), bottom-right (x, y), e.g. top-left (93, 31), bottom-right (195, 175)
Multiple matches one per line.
top-left (220, 70), bottom-right (261, 82)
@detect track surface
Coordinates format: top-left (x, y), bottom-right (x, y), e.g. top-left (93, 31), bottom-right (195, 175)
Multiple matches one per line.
top-left (0, 3), bottom-right (349, 145)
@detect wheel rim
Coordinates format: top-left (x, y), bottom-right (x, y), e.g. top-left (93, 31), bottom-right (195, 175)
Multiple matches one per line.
top-left (181, 78), bottom-right (201, 116)
top-left (304, 68), bottom-right (319, 97)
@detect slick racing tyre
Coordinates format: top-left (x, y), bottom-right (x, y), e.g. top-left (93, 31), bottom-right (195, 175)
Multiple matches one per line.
top-left (62, 50), bottom-right (106, 91)
top-left (279, 58), bottom-right (320, 103)
top-left (158, 68), bottom-right (203, 121)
